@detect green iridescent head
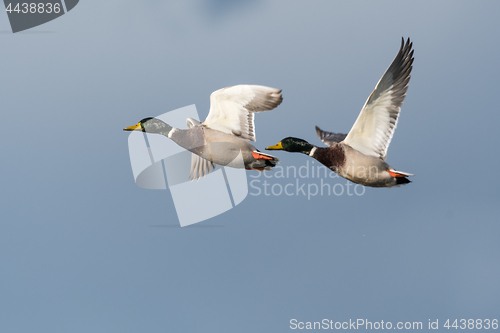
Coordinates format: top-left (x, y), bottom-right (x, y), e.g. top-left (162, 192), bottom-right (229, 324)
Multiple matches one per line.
top-left (266, 137), bottom-right (314, 154)
top-left (123, 117), bottom-right (173, 136)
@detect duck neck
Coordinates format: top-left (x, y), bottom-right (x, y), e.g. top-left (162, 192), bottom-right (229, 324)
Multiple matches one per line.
top-left (158, 124), bottom-right (173, 137)
top-left (299, 143), bottom-right (316, 156)
top-left (307, 146), bottom-right (317, 157)
top-left (144, 121), bottom-right (173, 137)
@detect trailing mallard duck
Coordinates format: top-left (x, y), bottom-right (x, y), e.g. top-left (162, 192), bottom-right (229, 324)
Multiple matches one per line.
top-left (266, 38), bottom-right (414, 188)
top-left (124, 85), bottom-right (282, 180)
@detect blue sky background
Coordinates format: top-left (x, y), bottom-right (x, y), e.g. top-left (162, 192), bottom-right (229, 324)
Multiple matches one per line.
top-left (1, 1), bottom-right (499, 332)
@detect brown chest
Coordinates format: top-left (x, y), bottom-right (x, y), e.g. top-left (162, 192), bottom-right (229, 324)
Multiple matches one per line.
top-left (311, 144), bottom-right (346, 171)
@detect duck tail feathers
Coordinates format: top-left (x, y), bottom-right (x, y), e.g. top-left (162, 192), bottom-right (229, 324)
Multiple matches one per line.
top-left (387, 169), bottom-right (413, 186)
top-left (388, 169), bottom-right (414, 177)
top-left (252, 151), bottom-right (280, 165)
top-left (396, 177), bottom-right (411, 185)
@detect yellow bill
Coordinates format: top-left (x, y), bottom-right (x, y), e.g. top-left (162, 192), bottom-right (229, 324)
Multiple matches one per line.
top-left (265, 142), bottom-right (284, 150)
top-left (123, 122), bottom-right (142, 131)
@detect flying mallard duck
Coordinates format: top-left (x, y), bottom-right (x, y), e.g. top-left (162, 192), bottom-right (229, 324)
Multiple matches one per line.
top-left (266, 38), bottom-right (414, 188)
top-left (124, 85), bottom-right (282, 180)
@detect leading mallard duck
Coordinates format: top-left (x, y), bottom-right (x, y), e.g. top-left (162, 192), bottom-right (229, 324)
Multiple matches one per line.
top-left (124, 85), bottom-right (282, 180)
top-left (266, 38), bottom-right (414, 188)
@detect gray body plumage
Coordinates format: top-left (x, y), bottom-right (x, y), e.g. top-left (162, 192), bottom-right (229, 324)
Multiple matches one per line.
top-left (171, 126), bottom-right (257, 166)
top-left (312, 143), bottom-right (400, 187)
top-left (170, 125), bottom-right (279, 174)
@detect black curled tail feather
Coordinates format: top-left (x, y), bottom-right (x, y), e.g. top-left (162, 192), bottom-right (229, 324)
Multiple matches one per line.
top-left (396, 177), bottom-right (411, 185)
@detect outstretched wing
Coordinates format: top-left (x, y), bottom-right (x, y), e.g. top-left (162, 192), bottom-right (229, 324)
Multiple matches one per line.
top-left (202, 85), bottom-right (283, 142)
top-left (343, 38), bottom-right (414, 160)
top-left (315, 126), bottom-right (347, 147)
top-left (185, 117), bottom-right (216, 180)
top-left (189, 154), bottom-right (216, 181)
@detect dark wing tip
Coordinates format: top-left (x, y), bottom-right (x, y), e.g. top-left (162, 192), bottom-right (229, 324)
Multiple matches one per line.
top-left (315, 126), bottom-right (348, 146)
top-left (315, 125), bottom-right (322, 138)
